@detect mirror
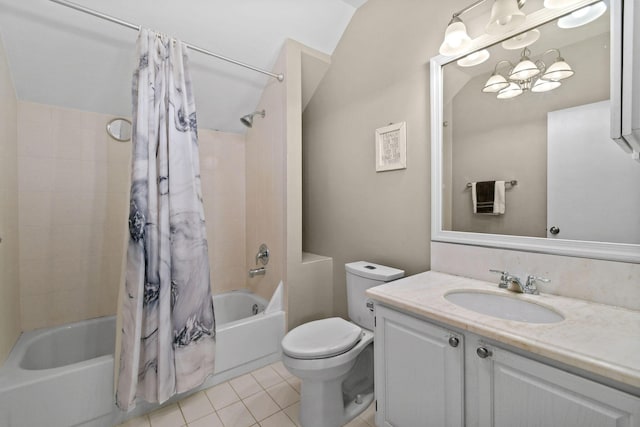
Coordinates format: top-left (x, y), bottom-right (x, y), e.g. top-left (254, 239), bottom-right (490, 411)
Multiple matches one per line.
top-left (431, 0), bottom-right (640, 262)
top-left (106, 118), bottom-right (132, 142)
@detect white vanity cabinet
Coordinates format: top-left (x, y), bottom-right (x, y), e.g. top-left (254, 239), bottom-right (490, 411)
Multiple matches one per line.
top-left (374, 304), bottom-right (464, 427)
top-left (469, 334), bottom-right (640, 427)
top-left (374, 304), bottom-right (640, 427)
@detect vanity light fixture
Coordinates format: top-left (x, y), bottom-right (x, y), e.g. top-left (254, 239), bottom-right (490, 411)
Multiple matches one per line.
top-left (439, 0), bottom-right (526, 57)
top-left (540, 48), bottom-right (575, 80)
top-left (483, 47), bottom-right (574, 98)
top-left (486, 0), bottom-right (527, 35)
top-left (482, 60), bottom-right (512, 92)
top-left (439, 16), bottom-right (472, 55)
top-left (509, 47), bottom-right (541, 80)
top-left (497, 82), bottom-right (524, 98)
top-left (557, 1), bottom-right (607, 28)
top-left (531, 78), bottom-right (562, 92)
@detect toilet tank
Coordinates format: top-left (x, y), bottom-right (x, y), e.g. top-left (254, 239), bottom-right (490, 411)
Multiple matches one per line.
top-left (346, 261), bottom-right (404, 330)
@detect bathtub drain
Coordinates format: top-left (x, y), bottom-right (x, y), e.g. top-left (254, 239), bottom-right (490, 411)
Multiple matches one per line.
top-left (252, 304), bottom-right (259, 315)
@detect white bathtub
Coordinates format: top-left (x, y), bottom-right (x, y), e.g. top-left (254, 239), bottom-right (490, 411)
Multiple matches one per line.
top-left (0, 289), bottom-right (285, 427)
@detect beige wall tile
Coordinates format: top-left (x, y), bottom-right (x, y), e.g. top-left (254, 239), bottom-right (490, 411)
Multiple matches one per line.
top-left (18, 156), bottom-right (55, 192)
top-left (17, 102), bottom-right (53, 129)
top-left (17, 102), bottom-right (126, 330)
top-left (16, 102), bottom-right (247, 331)
top-left (18, 123), bottom-right (57, 158)
top-left (244, 51), bottom-right (286, 305)
top-left (199, 129), bottom-right (247, 295)
top-left (19, 225), bottom-right (51, 261)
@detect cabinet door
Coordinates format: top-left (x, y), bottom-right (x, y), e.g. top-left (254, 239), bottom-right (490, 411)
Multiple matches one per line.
top-left (475, 344), bottom-right (640, 427)
top-left (375, 305), bottom-right (464, 427)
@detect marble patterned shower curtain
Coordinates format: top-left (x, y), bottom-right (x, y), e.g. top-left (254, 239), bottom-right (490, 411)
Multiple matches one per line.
top-left (116, 29), bottom-right (215, 411)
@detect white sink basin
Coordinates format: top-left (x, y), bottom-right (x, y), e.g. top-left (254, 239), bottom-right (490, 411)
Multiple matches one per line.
top-left (445, 291), bottom-right (564, 324)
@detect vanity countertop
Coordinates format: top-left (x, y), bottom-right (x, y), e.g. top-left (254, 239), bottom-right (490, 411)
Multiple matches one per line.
top-left (366, 271), bottom-right (640, 389)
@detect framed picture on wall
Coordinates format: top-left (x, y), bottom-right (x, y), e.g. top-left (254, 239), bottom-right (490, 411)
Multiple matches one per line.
top-left (375, 121), bottom-right (407, 172)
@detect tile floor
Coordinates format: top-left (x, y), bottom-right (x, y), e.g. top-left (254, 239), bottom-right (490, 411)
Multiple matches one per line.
top-left (117, 361), bottom-right (376, 427)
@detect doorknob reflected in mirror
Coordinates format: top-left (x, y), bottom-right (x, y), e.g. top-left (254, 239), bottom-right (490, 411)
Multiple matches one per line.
top-left (549, 226), bottom-right (560, 235)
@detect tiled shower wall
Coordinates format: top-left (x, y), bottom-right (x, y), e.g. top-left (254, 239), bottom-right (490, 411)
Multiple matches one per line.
top-left (17, 102), bottom-right (246, 331)
top-left (0, 35), bottom-right (20, 363)
top-left (199, 129), bottom-right (247, 297)
top-left (18, 102), bottom-right (131, 330)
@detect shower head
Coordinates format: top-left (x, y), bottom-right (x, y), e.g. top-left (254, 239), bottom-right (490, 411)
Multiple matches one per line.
top-left (240, 109), bottom-right (266, 128)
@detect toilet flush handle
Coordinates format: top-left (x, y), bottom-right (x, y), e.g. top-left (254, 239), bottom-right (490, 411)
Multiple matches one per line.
top-left (366, 301), bottom-right (374, 312)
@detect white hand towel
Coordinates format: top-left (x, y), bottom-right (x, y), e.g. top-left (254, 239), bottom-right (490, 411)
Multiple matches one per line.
top-left (493, 181), bottom-right (505, 214)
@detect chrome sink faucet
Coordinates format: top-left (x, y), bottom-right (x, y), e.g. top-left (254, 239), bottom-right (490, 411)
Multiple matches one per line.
top-left (489, 269), bottom-right (510, 289)
top-left (490, 270), bottom-right (550, 295)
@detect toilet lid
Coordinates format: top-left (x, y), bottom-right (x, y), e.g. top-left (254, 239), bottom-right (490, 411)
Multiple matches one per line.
top-left (282, 317), bottom-right (362, 359)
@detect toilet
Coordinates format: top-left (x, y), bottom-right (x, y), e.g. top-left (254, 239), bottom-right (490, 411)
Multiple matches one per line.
top-left (282, 261), bottom-right (404, 427)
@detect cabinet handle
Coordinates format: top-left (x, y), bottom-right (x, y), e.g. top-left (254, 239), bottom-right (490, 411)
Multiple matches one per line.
top-left (476, 347), bottom-right (492, 359)
top-left (448, 337), bottom-right (459, 348)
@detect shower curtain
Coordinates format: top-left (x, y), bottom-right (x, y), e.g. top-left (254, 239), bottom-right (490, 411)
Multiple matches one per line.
top-left (116, 29), bottom-right (215, 411)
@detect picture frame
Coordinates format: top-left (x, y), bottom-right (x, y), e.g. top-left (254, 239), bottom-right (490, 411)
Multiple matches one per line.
top-left (375, 121), bottom-right (407, 172)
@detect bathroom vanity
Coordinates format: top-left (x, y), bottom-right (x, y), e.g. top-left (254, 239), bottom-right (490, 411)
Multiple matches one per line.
top-left (367, 271), bottom-right (640, 427)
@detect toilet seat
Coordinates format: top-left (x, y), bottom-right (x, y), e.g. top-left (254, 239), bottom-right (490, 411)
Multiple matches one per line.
top-left (282, 317), bottom-right (362, 359)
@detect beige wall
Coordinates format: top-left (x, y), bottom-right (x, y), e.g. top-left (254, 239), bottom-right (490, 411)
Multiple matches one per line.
top-left (17, 103), bottom-right (247, 331)
top-left (0, 34), bottom-right (20, 363)
top-left (245, 40), bottom-right (335, 329)
top-left (302, 0), bottom-right (444, 318)
top-left (287, 41), bottom-right (334, 329)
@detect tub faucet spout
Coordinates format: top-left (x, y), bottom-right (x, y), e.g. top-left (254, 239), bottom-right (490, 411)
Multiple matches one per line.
top-left (249, 267), bottom-right (266, 278)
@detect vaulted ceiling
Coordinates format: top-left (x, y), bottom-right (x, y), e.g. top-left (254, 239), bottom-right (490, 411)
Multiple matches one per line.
top-left (0, 0), bottom-right (366, 133)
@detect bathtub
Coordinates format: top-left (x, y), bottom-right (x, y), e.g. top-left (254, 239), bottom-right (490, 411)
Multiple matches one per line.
top-left (0, 289), bottom-right (285, 427)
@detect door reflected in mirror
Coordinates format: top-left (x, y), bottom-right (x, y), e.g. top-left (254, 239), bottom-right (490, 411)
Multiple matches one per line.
top-left (441, 7), bottom-right (640, 245)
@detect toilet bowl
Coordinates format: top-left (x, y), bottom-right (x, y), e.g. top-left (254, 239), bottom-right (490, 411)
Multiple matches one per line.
top-left (281, 262), bottom-right (404, 427)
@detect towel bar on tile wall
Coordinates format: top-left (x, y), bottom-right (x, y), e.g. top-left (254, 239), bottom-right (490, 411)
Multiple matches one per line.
top-left (465, 180), bottom-right (518, 189)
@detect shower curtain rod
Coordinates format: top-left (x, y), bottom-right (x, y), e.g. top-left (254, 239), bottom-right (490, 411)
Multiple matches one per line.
top-left (48, 0), bottom-right (285, 82)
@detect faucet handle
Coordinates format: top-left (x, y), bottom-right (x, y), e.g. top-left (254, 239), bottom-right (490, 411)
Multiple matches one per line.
top-left (255, 243), bottom-right (270, 266)
top-left (489, 269), bottom-right (509, 288)
top-left (524, 275), bottom-right (550, 295)
top-left (526, 275), bottom-right (550, 285)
